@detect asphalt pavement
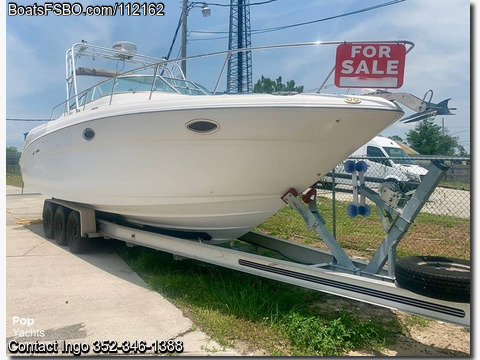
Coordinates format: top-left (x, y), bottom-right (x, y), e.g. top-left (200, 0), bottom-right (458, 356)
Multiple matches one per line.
top-left (5, 185), bottom-right (240, 356)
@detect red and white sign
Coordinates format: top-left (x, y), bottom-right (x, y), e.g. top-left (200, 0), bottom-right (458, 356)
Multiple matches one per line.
top-left (334, 43), bottom-right (406, 88)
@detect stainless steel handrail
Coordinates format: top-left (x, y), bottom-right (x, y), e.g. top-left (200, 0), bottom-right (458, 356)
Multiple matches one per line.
top-left (51, 40), bottom-right (415, 121)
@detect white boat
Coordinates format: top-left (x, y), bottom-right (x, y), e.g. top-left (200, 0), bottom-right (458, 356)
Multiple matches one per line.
top-left (20, 41), bottom-right (410, 242)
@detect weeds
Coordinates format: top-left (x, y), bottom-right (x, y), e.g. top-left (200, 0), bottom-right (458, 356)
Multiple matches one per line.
top-left (115, 243), bottom-right (398, 355)
top-left (282, 311), bottom-right (388, 356)
top-left (400, 315), bottom-right (430, 333)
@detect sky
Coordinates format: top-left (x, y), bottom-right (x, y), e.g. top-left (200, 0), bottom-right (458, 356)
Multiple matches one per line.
top-left (3, 0), bottom-right (471, 153)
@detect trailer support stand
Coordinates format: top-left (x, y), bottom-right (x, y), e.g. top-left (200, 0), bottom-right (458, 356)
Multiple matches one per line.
top-left (282, 190), bottom-right (357, 272)
top-left (364, 160), bottom-right (448, 274)
top-left (282, 160), bottom-right (448, 277)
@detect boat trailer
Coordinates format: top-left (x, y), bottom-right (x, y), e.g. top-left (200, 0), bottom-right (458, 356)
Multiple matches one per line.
top-left (43, 160), bottom-right (470, 327)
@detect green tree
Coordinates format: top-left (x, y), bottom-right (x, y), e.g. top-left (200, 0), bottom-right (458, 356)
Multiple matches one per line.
top-left (6, 147), bottom-right (21, 165)
top-left (406, 119), bottom-right (468, 156)
top-left (253, 76), bottom-right (304, 94)
top-left (389, 135), bottom-right (404, 143)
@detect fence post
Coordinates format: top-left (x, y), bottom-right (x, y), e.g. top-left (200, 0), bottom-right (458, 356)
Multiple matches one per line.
top-left (332, 171), bottom-right (336, 239)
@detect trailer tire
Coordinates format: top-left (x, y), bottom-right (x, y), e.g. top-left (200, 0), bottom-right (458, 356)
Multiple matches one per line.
top-left (53, 206), bottom-right (69, 246)
top-left (66, 211), bottom-right (88, 254)
top-left (42, 201), bottom-right (56, 239)
top-left (395, 256), bottom-right (470, 303)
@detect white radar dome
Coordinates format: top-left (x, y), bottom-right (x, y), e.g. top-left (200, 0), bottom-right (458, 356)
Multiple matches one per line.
top-left (112, 41), bottom-right (137, 59)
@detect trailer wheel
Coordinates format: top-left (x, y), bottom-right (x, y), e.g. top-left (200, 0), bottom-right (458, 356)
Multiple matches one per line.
top-left (42, 201), bottom-right (56, 239)
top-left (53, 206), bottom-right (69, 246)
top-left (395, 256), bottom-right (470, 303)
top-left (66, 211), bottom-right (88, 254)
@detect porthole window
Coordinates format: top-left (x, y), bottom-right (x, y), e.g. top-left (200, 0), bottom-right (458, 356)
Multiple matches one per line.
top-left (83, 128), bottom-right (95, 141)
top-left (186, 119), bottom-right (219, 134)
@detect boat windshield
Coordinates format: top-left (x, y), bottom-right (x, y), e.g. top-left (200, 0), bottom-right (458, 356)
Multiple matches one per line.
top-left (382, 146), bottom-right (415, 165)
top-left (94, 75), bottom-right (208, 96)
top-left (71, 75), bottom-right (209, 108)
top-left (163, 78), bottom-right (210, 95)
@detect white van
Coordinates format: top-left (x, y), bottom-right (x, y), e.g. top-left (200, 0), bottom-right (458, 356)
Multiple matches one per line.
top-left (318, 136), bottom-right (428, 192)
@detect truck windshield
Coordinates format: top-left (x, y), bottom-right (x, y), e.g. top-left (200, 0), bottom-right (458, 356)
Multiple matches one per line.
top-left (383, 147), bottom-right (415, 165)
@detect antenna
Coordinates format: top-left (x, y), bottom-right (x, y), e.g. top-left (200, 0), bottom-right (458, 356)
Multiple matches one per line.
top-left (227, 0), bottom-right (252, 93)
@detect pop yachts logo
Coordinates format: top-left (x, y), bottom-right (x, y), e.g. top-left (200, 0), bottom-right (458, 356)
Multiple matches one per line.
top-left (12, 316), bottom-right (45, 337)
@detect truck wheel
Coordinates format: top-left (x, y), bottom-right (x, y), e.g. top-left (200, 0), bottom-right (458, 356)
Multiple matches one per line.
top-left (53, 206), bottom-right (69, 246)
top-left (395, 256), bottom-right (470, 303)
top-left (382, 178), bottom-right (401, 192)
top-left (42, 201), bottom-right (56, 239)
top-left (317, 181), bottom-right (333, 190)
top-left (66, 211), bottom-right (89, 254)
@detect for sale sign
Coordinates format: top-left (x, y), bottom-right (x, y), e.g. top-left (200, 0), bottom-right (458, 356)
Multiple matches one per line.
top-left (334, 43), bottom-right (406, 88)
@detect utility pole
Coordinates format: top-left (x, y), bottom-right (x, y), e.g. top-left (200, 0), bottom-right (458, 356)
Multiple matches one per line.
top-left (180, 1), bottom-right (210, 77)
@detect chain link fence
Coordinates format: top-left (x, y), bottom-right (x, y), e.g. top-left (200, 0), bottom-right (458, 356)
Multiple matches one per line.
top-left (314, 156), bottom-right (470, 260)
top-left (6, 151), bottom-right (23, 190)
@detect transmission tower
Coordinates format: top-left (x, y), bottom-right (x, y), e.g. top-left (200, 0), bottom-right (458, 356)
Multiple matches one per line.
top-left (227, 0), bottom-right (252, 93)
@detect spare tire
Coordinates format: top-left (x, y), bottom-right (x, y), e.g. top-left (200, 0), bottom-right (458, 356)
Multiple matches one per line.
top-left (395, 256), bottom-right (470, 303)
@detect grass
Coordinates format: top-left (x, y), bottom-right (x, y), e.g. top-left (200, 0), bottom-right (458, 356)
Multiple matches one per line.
top-left (257, 196), bottom-right (470, 260)
top-left (439, 181), bottom-right (470, 191)
top-left (115, 243), bottom-right (399, 355)
top-left (6, 173), bottom-right (23, 187)
top-left (282, 311), bottom-right (390, 356)
top-left (400, 315), bottom-right (431, 333)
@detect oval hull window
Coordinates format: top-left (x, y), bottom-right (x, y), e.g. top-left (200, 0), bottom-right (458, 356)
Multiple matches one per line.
top-left (186, 119), bottom-right (219, 134)
top-left (83, 128), bottom-right (95, 140)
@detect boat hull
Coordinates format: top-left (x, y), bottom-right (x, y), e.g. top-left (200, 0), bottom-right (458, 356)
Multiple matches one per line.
top-left (21, 94), bottom-right (403, 241)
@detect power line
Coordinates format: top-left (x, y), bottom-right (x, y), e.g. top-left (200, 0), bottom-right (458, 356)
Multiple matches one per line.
top-left (207, 0), bottom-right (279, 6)
top-left (165, 1), bottom-right (276, 69)
top-left (449, 129), bottom-right (470, 135)
top-left (188, 35), bottom-right (229, 41)
top-left (6, 118), bottom-right (49, 122)
top-left (189, 0), bottom-right (406, 40)
top-left (253, 0), bottom-right (406, 34)
top-left (164, 11), bottom-right (184, 60)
